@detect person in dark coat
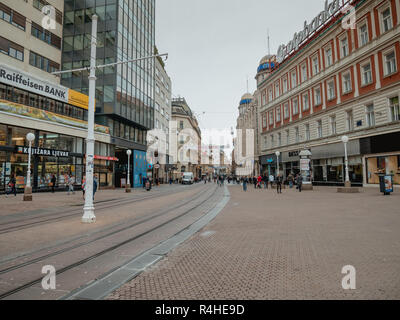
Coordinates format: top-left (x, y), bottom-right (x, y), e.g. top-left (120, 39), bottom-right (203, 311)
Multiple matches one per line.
top-left (276, 174), bottom-right (283, 194)
top-left (297, 174), bottom-right (303, 192)
top-left (51, 175), bottom-right (56, 193)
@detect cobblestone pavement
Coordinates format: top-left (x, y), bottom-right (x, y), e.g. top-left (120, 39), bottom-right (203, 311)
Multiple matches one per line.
top-left (107, 185), bottom-right (400, 300)
top-left (0, 184), bottom-right (183, 216)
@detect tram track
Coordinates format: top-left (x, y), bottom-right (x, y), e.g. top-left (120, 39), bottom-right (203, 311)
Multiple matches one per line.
top-left (0, 185), bottom-right (220, 300)
top-left (0, 185), bottom-right (192, 235)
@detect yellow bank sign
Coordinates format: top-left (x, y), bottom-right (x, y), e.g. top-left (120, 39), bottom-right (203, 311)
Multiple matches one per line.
top-left (68, 89), bottom-right (89, 110)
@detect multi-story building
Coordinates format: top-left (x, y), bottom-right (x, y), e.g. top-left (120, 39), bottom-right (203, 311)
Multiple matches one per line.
top-left (235, 92), bottom-right (260, 176)
top-left (61, 0), bottom-right (156, 187)
top-left (0, 0), bottom-right (114, 193)
top-left (171, 97), bottom-right (202, 180)
top-left (153, 52), bottom-right (171, 183)
top-left (258, 0), bottom-right (400, 187)
top-left (0, 0), bottom-right (64, 82)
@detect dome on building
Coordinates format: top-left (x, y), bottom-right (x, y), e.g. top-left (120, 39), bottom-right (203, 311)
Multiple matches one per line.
top-left (257, 54), bottom-right (276, 73)
top-left (239, 93), bottom-right (253, 106)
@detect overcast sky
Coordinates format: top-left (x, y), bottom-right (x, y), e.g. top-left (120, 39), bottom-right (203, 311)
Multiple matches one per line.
top-left (155, 0), bottom-right (326, 144)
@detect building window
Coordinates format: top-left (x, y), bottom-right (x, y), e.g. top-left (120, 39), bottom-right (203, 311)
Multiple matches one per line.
top-left (303, 93), bottom-right (309, 111)
top-left (278, 133), bottom-right (281, 146)
top-left (0, 3), bottom-right (26, 30)
top-left (29, 51), bottom-right (59, 73)
top-left (325, 47), bottom-right (333, 67)
top-left (305, 124), bottom-right (310, 141)
top-left (359, 24), bottom-right (369, 46)
top-left (346, 110), bottom-right (354, 131)
top-left (361, 62), bottom-right (373, 85)
top-left (275, 82), bottom-right (280, 98)
top-left (271, 135), bottom-right (274, 147)
top-left (283, 78), bottom-right (288, 93)
top-left (262, 113), bottom-right (267, 127)
top-left (314, 87), bottom-right (321, 105)
top-left (179, 121), bottom-right (184, 129)
top-left (366, 104), bottom-right (375, 127)
top-left (263, 136), bottom-right (268, 148)
top-left (381, 7), bottom-right (393, 33)
top-left (0, 36), bottom-right (24, 61)
top-left (269, 111), bottom-right (274, 125)
top-left (295, 127), bottom-right (300, 143)
top-left (340, 36), bottom-right (349, 58)
top-left (384, 50), bottom-right (397, 76)
top-left (268, 88), bottom-right (273, 101)
top-left (284, 103), bottom-right (289, 119)
top-left (291, 71), bottom-right (297, 88)
top-left (262, 92), bottom-right (266, 105)
top-left (33, 0), bottom-right (62, 24)
top-left (342, 72), bottom-right (352, 94)
top-left (389, 96), bottom-right (399, 121)
top-left (330, 115), bottom-right (337, 135)
top-left (276, 107), bottom-right (281, 122)
top-left (317, 120), bottom-right (323, 138)
top-left (327, 80), bottom-right (335, 100)
top-left (293, 98), bottom-right (299, 115)
top-left (301, 64), bottom-right (307, 82)
top-left (312, 56), bottom-right (319, 75)
top-left (156, 85), bottom-right (160, 94)
top-left (31, 22), bottom-right (61, 49)
top-left (286, 130), bottom-right (290, 145)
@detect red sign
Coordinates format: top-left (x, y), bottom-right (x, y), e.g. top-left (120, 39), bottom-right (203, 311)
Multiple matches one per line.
top-left (93, 155), bottom-right (119, 161)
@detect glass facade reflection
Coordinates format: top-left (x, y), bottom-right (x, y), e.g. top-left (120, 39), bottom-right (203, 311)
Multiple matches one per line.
top-left (61, 0), bottom-right (155, 147)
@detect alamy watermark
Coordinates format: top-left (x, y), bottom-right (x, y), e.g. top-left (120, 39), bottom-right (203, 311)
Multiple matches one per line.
top-left (341, 265), bottom-right (356, 290)
top-left (41, 265), bottom-right (56, 290)
top-left (41, 5), bottom-right (56, 30)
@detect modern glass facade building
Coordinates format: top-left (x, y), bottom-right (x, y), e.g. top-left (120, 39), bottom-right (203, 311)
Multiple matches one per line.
top-left (61, 0), bottom-right (155, 186)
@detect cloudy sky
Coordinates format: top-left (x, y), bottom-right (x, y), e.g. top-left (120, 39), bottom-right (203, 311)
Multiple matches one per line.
top-left (156, 0), bottom-right (326, 145)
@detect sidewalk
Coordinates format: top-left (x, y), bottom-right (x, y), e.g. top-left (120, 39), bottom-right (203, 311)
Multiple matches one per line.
top-left (0, 184), bottom-right (177, 217)
top-left (107, 185), bottom-right (400, 300)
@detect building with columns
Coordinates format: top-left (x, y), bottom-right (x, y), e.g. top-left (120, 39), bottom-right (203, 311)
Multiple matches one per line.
top-left (258, 0), bottom-right (400, 186)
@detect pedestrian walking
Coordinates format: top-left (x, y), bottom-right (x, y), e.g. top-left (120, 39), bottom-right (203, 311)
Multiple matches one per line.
top-left (257, 175), bottom-right (262, 189)
top-left (297, 174), bottom-right (303, 192)
top-left (67, 174), bottom-right (75, 195)
top-left (93, 175), bottom-right (98, 200)
top-left (276, 174), bottom-right (283, 194)
top-left (5, 173), bottom-right (17, 197)
top-left (50, 175), bottom-right (56, 193)
top-left (288, 173), bottom-right (294, 188)
top-left (269, 174), bottom-right (274, 189)
top-left (82, 176), bottom-right (86, 199)
top-left (242, 176), bottom-right (248, 192)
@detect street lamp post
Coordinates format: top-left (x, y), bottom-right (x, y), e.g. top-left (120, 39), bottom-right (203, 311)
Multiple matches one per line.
top-left (126, 150), bottom-right (132, 193)
top-left (275, 151), bottom-right (280, 176)
top-left (52, 15), bottom-right (167, 223)
top-left (341, 135), bottom-right (351, 188)
top-left (23, 132), bottom-right (35, 201)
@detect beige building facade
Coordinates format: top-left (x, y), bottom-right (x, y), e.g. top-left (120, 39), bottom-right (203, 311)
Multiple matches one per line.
top-left (0, 0), bottom-right (64, 83)
top-left (171, 97), bottom-right (202, 181)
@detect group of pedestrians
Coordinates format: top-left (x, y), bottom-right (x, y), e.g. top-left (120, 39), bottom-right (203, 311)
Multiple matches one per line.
top-left (240, 173), bottom-right (304, 193)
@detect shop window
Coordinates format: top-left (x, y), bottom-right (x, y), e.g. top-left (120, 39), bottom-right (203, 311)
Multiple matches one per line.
top-left (0, 83), bottom-right (12, 101)
top-left (12, 88), bottom-right (29, 106)
top-left (10, 126), bottom-right (32, 146)
top-left (389, 96), bottom-right (399, 121)
top-left (0, 124), bottom-right (6, 146)
top-left (377, 157), bottom-right (386, 171)
top-left (397, 155), bottom-right (400, 170)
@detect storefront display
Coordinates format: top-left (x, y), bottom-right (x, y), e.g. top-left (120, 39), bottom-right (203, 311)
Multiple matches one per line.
top-left (366, 155), bottom-right (400, 185)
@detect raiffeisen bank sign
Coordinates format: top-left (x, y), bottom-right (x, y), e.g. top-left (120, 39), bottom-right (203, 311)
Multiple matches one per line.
top-left (277, 0), bottom-right (346, 63)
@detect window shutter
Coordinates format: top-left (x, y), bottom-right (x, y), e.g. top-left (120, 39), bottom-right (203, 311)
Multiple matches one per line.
top-left (12, 10), bottom-right (26, 28)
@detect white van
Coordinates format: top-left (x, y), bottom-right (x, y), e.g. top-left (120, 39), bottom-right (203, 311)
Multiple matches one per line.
top-left (182, 172), bottom-right (194, 185)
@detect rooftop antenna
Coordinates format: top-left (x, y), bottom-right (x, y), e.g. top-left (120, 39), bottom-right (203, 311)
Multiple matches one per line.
top-left (267, 29), bottom-right (271, 56)
top-left (246, 76), bottom-right (249, 93)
